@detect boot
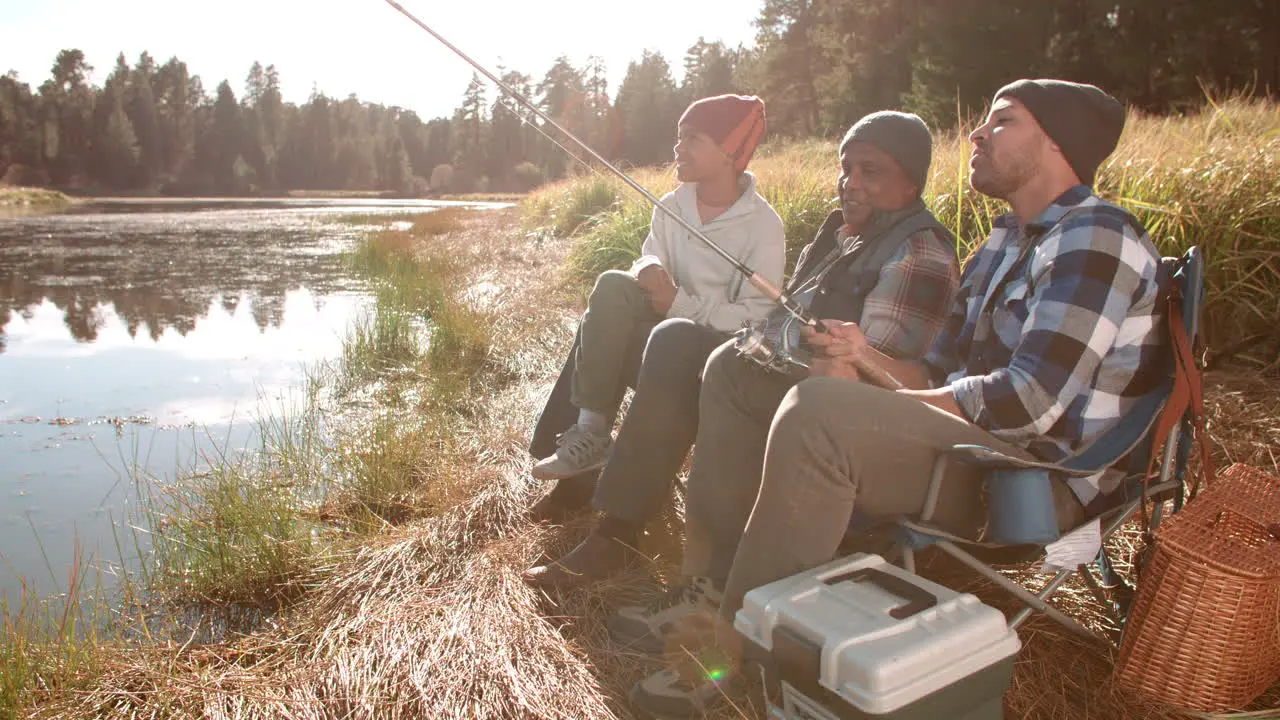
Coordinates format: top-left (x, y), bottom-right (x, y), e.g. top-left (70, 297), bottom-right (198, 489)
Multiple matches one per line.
top-left (523, 532), bottom-right (636, 590)
top-left (527, 472), bottom-right (597, 525)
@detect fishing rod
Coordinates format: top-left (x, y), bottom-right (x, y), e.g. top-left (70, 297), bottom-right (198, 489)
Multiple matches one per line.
top-left (379, 0), bottom-right (903, 391)
top-left (498, 96), bottom-right (598, 176)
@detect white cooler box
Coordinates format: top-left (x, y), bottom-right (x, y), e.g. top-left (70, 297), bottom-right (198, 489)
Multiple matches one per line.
top-left (735, 553), bottom-right (1022, 720)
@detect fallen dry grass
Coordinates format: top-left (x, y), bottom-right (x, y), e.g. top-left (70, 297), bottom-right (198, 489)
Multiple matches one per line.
top-left (19, 208), bottom-right (1280, 719)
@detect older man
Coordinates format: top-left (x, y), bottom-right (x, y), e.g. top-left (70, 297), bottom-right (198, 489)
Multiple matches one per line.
top-left (629, 80), bottom-right (1165, 719)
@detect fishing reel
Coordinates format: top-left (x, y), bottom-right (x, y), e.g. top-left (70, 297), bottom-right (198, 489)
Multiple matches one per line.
top-left (734, 308), bottom-right (814, 376)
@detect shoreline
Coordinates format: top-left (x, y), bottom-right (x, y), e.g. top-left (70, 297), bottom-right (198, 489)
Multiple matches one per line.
top-left (0, 186), bottom-right (528, 202)
top-left (1, 205), bottom-right (604, 717)
top-left (0, 186), bottom-right (76, 212)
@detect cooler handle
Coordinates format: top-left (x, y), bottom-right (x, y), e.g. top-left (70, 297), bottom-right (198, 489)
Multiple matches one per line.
top-left (825, 567), bottom-right (938, 620)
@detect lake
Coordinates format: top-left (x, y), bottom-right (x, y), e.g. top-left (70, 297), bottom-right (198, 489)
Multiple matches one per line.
top-left (0, 197), bottom-right (491, 604)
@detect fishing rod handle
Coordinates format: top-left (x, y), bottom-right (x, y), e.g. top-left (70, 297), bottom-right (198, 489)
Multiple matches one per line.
top-left (851, 355), bottom-right (905, 391)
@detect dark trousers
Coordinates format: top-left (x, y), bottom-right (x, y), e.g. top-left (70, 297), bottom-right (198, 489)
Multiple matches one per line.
top-left (593, 319), bottom-right (728, 524)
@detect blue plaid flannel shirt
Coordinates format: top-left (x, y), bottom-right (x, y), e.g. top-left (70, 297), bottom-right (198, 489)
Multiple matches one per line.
top-left (923, 185), bottom-right (1166, 503)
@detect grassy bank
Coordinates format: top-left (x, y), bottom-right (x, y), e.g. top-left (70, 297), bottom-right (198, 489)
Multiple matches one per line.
top-left (0, 207), bottom-right (515, 718)
top-left (0, 204), bottom-right (606, 719)
top-left (130, 208), bottom-right (500, 608)
top-left (524, 97), bottom-right (1280, 364)
top-left (0, 186), bottom-right (73, 210)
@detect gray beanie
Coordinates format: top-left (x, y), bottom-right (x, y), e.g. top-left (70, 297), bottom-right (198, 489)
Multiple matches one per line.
top-left (839, 111), bottom-right (933, 191)
top-left (993, 79), bottom-right (1125, 186)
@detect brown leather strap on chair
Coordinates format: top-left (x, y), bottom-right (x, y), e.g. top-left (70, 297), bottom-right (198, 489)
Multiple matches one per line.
top-left (1141, 284), bottom-right (1214, 531)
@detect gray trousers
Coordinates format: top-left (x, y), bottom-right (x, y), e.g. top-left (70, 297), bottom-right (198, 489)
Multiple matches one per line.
top-left (529, 274), bottom-right (727, 524)
top-left (594, 320), bottom-right (728, 524)
top-left (682, 374), bottom-right (1087, 618)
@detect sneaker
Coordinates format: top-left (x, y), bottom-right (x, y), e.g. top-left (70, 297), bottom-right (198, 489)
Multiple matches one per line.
top-left (608, 577), bottom-right (723, 656)
top-left (628, 653), bottom-right (744, 719)
top-left (522, 532), bottom-right (636, 590)
top-left (530, 424), bottom-right (613, 480)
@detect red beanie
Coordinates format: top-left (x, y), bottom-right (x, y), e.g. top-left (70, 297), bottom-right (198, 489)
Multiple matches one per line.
top-left (678, 94), bottom-right (767, 173)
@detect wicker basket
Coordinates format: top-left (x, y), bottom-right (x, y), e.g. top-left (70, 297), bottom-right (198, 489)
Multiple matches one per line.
top-left (1115, 463), bottom-right (1280, 711)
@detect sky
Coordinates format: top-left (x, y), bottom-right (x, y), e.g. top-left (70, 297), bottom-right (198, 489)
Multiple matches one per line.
top-left (1, 0), bottom-right (761, 120)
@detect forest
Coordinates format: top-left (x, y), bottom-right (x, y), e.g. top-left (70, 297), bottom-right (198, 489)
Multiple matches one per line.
top-left (0, 0), bottom-right (1274, 196)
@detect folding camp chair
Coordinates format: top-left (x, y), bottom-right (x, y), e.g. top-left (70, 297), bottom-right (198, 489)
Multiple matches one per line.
top-left (855, 246), bottom-right (1208, 644)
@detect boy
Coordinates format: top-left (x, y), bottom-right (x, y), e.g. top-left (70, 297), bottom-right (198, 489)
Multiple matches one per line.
top-left (526, 95), bottom-right (785, 499)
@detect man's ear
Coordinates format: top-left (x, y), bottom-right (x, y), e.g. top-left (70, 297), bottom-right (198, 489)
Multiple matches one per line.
top-left (1042, 138), bottom-right (1082, 185)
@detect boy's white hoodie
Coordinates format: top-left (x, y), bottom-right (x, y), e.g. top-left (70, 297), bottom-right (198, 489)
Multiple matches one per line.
top-left (630, 172), bottom-right (785, 334)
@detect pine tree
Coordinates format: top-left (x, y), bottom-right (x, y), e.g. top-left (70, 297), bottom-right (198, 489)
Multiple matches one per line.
top-left (39, 49), bottom-right (95, 185)
top-left (423, 117), bottom-right (453, 178)
top-left (905, 0), bottom-right (1057, 125)
top-left (488, 69), bottom-right (530, 188)
top-left (395, 109), bottom-right (431, 180)
top-left (0, 72), bottom-right (44, 183)
top-left (382, 131), bottom-right (413, 194)
top-left (204, 80), bottom-right (245, 193)
top-left (127, 54), bottom-right (161, 188)
top-left (681, 39), bottom-right (738, 105)
top-left (754, 0), bottom-right (821, 135)
top-left (535, 57), bottom-right (584, 179)
top-left (240, 61), bottom-right (284, 189)
top-left (581, 56), bottom-right (617, 159)
top-left (614, 51), bottom-right (680, 166)
top-left (454, 73), bottom-right (488, 189)
top-left (93, 84), bottom-right (139, 188)
top-left (152, 57), bottom-right (194, 188)
top-left (806, 0), bottom-right (919, 132)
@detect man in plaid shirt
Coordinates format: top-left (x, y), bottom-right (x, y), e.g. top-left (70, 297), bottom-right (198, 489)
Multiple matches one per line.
top-left (924, 184), bottom-right (1166, 505)
top-left (626, 80), bottom-right (1165, 717)
top-left (525, 111), bottom-right (959, 595)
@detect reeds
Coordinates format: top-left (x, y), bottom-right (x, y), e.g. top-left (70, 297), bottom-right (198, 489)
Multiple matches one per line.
top-left (0, 542), bottom-right (107, 718)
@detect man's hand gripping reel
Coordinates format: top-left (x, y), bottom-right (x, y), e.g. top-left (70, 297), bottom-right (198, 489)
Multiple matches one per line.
top-left (739, 273), bottom-right (905, 391)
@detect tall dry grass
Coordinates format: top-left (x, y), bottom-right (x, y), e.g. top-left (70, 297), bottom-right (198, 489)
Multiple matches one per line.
top-left (525, 97), bottom-right (1280, 361)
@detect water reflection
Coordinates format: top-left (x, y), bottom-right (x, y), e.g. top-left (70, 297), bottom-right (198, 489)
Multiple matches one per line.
top-left (0, 202), bottom-right (376, 348)
top-left (2, 290), bottom-right (361, 426)
top-left (0, 200), bottom-right (446, 602)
